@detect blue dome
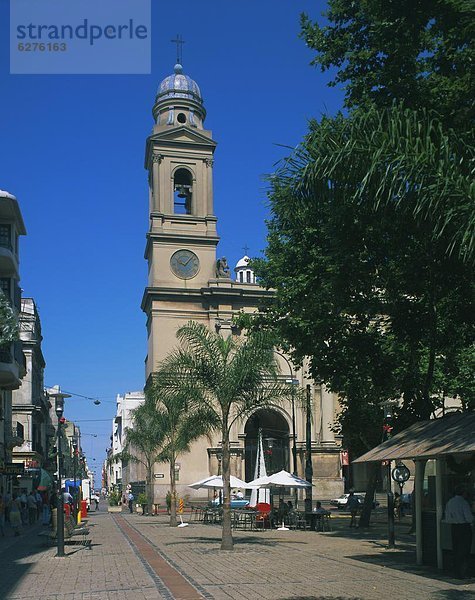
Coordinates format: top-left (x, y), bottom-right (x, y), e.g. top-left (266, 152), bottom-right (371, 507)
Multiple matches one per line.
top-left (157, 64), bottom-right (202, 103)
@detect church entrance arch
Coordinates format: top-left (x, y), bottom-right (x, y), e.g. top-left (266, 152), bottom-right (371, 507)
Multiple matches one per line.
top-left (244, 409), bottom-right (290, 482)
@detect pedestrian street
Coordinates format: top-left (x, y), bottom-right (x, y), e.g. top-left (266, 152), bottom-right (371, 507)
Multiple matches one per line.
top-left (0, 509), bottom-right (473, 600)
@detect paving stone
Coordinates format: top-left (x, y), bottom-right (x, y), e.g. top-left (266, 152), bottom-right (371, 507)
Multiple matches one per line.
top-left (1, 509), bottom-right (474, 599)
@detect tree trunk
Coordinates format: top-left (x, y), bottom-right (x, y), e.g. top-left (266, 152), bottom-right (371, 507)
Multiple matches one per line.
top-left (147, 461), bottom-right (154, 515)
top-left (220, 422), bottom-right (233, 551)
top-left (358, 462), bottom-right (379, 528)
top-left (169, 454), bottom-right (177, 527)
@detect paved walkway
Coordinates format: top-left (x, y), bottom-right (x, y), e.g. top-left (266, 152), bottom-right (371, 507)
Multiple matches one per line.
top-left (0, 508), bottom-right (473, 600)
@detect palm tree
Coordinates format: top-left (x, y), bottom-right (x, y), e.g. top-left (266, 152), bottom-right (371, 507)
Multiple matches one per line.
top-left (146, 374), bottom-right (217, 526)
top-left (158, 321), bottom-right (287, 551)
top-left (116, 399), bottom-right (165, 512)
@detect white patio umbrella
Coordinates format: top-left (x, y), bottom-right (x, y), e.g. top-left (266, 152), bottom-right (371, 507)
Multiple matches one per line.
top-left (248, 470), bottom-right (312, 531)
top-left (188, 475), bottom-right (258, 490)
top-left (249, 430), bottom-right (271, 506)
top-left (249, 469), bottom-right (312, 489)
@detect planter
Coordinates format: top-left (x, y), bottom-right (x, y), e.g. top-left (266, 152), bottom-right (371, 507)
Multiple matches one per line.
top-left (108, 505), bottom-right (122, 513)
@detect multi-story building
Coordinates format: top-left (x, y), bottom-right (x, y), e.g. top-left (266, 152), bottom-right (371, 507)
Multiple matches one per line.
top-left (107, 391), bottom-right (145, 492)
top-left (0, 189), bottom-right (26, 491)
top-left (12, 298), bottom-right (50, 471)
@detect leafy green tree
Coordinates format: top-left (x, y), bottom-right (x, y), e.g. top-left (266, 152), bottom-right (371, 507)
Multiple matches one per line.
top-left (146, 374), bottom-right (217, 527)
top-left (115, 399), bottom-right (166, 511)
top-left (301, 0), bottom-right (475, 133)
top-left (253, 105), bottom-right (474, 451)
top-left (157, 321), bottom-right (287, 551)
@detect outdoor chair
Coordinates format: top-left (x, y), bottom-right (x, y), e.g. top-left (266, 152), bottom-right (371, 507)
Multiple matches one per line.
top-left (288, 510), bottom-right (308, 530)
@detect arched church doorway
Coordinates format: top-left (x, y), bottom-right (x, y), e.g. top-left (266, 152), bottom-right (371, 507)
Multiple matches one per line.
top-left (244, 409), bottom-right (290, 482)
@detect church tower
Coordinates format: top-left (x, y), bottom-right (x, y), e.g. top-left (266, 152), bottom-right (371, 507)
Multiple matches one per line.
top-left (143, 62), bottom-right (220, 377)
top-left (141, 60), bottom-right (343, 500)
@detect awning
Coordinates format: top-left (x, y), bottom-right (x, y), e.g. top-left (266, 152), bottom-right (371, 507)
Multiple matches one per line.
top-left (353, 411), bottom-right (475, 463)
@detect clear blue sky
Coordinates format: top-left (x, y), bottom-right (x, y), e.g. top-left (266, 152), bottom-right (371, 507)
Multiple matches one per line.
top-left (0, 0), bottom-right (343, 482)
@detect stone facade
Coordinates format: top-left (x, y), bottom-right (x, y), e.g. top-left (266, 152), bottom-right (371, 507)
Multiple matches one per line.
top-left (140, 64), bottom-right (344, 502)
top-left (0, 190), bottom-right (26, 492)
top-left (12, 298), bottom-right (50, 472)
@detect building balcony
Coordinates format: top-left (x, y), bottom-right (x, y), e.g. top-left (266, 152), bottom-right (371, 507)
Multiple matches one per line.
top-left (7, 421), bottom-right (24, 449)
top-left (0, 341), bottom-right (25, 388)
top-left (0, 244), bottom-right (19, 277)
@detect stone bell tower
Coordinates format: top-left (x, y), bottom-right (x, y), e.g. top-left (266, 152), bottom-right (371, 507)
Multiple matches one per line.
top-left (142, 62), bottom-right (221, 377)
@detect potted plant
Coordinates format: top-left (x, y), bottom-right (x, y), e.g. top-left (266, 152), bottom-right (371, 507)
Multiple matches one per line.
top-left (137, 492), bottom-right (148, 515)
top-left (107, 490), bottom-right (122, 513)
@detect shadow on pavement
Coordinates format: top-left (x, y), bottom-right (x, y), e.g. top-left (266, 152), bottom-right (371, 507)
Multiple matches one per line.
top-left (279, 597), bottom-right (364, 600)
top-left (0, 524), bottom-right (61, 598)
top-left (163, 534), bottom-right (289, 548)
top-left (429, 592), bottom-right (475, 599)
top-left (350, 551), bottom-right (475, 587)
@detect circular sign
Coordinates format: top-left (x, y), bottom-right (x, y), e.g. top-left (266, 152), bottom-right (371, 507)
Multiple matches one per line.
top-left (392, 465), bottom-right (411, 483)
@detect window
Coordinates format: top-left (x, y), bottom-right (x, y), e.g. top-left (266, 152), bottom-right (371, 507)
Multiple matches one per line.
top-left (173, 168), bottom-right (193, 214)
top-left (177, 112), bottom-right (187, 124)
top-left (0, 278), bottom-right (11, 298)
top-left (246, 271), bottom-right (251, 283)
top-left (0, 224), bottom-right (11, 249)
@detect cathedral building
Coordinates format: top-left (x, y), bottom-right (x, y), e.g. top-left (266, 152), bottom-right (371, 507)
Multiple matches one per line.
top-left (141, 62), bottom-right (343, 500)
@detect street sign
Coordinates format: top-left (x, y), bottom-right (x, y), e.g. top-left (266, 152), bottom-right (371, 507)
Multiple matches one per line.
top-left (0, 462), bottom-right (25, 476)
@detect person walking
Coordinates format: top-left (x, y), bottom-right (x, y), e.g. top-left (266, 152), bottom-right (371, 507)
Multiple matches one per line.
top-left (445, 486), bottom-right (473, 578)
top-left (19, 490), bottom-right (28, 525)
top-left (27, 491), bottom-right (37, 525)
top-left (9, 494), bottom-right (22, 536)
top-left (41, 490), bottom-right (50, 525)
top-left (347, 491), bottom-right (360, 528)
top-left (127, 492), bottom-right (134, 514)
top-left (0, 490), bottom-right (5, 536)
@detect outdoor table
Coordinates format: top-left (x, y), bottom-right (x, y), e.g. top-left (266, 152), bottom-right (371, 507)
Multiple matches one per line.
top-left (231, 509), bottom-right (257, 530)
top-left (306, 511), bottom-right (331, 531)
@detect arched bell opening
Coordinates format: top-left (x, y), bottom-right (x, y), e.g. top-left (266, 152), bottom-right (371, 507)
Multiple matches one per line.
top-left (244, 408), bottom-right (290, 482)
top-left (173, 168), bottom-right (193, 214)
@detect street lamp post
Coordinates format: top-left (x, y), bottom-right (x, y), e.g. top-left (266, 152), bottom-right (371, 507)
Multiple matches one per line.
top-left (304, 384), bottom-right (313, 513)
top-left (72, 432), bottom-right (78, 521)
top-left (49, 386), bottom-right (71, 558)
top-left (274, 351), bottom-right (299, 506)
top-left (382, 400), bottom-right (396, 549)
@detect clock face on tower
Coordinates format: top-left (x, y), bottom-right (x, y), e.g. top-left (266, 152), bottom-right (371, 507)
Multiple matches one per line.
top-left (170, 249), bottom-right (200, 280)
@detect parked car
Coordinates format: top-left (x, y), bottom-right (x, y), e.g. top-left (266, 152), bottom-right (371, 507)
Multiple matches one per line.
top-left (330, 493), bottom-right (379, 509)
top-left (211, 498), bottom-right (249, 508)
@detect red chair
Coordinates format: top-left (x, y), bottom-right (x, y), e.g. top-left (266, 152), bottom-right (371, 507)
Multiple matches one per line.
top-left (255, 502), bottom-right (271, 529)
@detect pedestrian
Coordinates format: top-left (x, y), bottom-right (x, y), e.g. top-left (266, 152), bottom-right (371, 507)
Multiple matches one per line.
top-left (34, 489), bottom-right (43, 520)
top-left (27, 491), bottom-right (37, 524)
top-left (41, 490), bottom-right (50, 525)
top-left (444, 485), bottom-right (473, 578)
top-left (128, 491), bottom-right (134, 514)
top-left (394, 492), bottom-right (401, 520)
top-left (3, 489), bottom-right (11, 523)
top-left (62, 487), bottom-right (73, 507)
top-left (9, 494), bottom-right (22, 536)
top-left (347, 491), bottom-right (360, 528)
top-left (19, 489), bottom-right (28, 524)
top-left (0, 490), bottom-right (5, 536)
